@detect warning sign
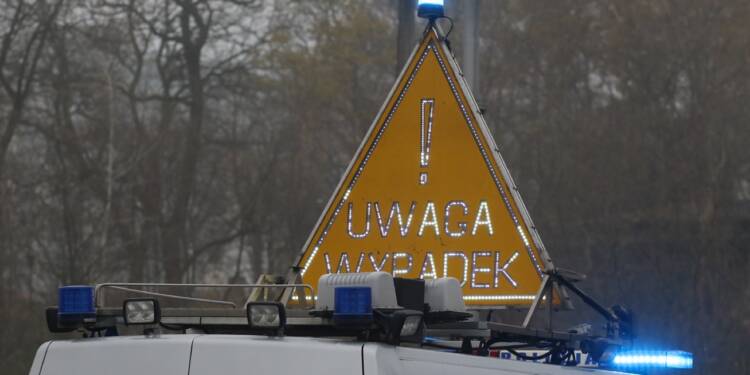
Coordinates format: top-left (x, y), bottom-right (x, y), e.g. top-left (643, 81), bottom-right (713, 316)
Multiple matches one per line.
top-left (295, 27), bottom-right (554, 305)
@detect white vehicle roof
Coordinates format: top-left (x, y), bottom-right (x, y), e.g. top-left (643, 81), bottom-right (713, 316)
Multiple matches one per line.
top-left (30, 335), bottom-right (632, 375)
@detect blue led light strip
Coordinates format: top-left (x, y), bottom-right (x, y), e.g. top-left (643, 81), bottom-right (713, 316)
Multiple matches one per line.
top-left (612, 350), bottom-right (693, 369)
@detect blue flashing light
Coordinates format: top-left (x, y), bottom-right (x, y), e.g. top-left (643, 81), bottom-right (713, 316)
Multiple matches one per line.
top-left (417, 0), bottom-right (444, 20)
top-left (334, 287), bottom-right (372, 317)
top-left (58, 286), bottom-right (95, 316)
top-left (612, 350), bottom-right (693, 369)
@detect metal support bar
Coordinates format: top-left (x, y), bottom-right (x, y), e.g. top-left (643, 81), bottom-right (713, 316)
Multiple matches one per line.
top-left (425, 321), bottom-right (490, 339)
top-left (547, 282), bottom-right (553, 332)
top-left (521, 270), bottom-right (618, 332)
top-left (522, 274), bottom-right (549, 328)
top-left (279, 268), bottom-right (314, 307)
top-left (553, 275), bottom-right (617, 322)
top-left (104, 285), bottom-right (236, 307)
top-left (95, 282), bottom-right (314, 309)
top-left (487, 322), bottom-right (620, 348)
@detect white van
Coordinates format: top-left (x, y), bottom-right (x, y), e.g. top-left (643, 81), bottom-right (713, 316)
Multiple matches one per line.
top-left (30, 334), bottom-right (631, 375)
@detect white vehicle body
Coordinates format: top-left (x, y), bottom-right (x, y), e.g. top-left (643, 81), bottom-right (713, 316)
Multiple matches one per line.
top-left (29, 334), bottom-right (632, 375)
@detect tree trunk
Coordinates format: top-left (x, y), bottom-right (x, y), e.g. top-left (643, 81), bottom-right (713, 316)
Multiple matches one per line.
top-left (162, 1), bottom-right (208, 283)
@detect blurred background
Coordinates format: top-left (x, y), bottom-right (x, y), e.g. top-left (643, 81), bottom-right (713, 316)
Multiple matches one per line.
top-left (0, 0), bottom-right (748, 374)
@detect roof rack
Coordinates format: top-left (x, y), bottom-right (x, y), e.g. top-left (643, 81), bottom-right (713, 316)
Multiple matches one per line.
top-left (49, 271), bottom-right (634, 368)
top-left (90, 282), bottom-right (322, 331)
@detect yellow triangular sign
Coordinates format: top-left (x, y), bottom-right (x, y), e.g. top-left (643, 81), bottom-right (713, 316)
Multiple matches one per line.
top-left (294, 27), bottom-right (554, 306)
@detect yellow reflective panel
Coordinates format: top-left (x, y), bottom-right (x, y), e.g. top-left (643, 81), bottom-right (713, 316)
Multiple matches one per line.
top-left (295, 28), bottom-right (553, 306)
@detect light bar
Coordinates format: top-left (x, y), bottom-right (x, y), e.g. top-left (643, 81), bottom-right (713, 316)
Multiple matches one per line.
top-left (316, 272), bottom-right (400, 312)
top-left (123, 299), bottom-right (160, 325)
top-left (417, 0), bottom-right (444, 20)
top-left (58, 286), bottom-right (95, 318)
top-left (334, 287), bottom-right (372, 318)
top-left (612, 350), bottom-right (693, 369)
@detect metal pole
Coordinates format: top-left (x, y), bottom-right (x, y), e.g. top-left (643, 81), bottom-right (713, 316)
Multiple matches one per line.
top-left (522, 274), bottom-right (550, 328)
top-left (396, 0), bottom-right (417, 74)
top-left (461, 0), bottom-right (480, 92)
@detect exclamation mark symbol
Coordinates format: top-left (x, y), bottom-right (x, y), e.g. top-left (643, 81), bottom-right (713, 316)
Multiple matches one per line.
top-left (420, 98), bottom-right (435, 185)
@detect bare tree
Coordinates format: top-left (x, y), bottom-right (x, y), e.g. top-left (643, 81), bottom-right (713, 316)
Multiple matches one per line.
top-left (0, 0), bottom-right (62, 179)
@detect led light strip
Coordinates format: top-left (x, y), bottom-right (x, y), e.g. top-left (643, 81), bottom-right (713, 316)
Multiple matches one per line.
top-left (444, 200), bottom-right (468, 237)
top-left (419, 98), bottom-right (435, 184)
top-left (346, 202), bottom-right (371, 238)
top-left (392, 252), bottom-right (414, 276)
top-left (290, 296), bottom-right (318, 301)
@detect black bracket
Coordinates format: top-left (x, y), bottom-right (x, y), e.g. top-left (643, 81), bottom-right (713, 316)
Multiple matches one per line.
top-left (521, 268), bottom-right (635, 342)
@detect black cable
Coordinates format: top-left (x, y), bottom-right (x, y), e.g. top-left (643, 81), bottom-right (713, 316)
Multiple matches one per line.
top-left (507, 348), bottom-right (555, 361)
top-left (488, 343), bottom-right (550, 351)
top-left (438, 16), bottom-right (455, 40)
top-left (561, 349), bottom-right (578, 366)
top-left (159, 322), bottom-right (186, 332)
top-left (482, 336), bottom-right (552, 350)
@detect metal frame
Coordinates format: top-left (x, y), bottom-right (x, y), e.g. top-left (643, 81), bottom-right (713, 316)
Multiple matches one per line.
top-left (520, 269), bottom-right (619, 334)
top-left (86, 275), bottom-right (622, 364)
